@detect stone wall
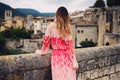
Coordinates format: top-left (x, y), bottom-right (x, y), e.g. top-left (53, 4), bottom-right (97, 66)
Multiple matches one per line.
top-left (0, 44), bottom-right (120, 80)
top-left (5, 39), bottom-right (43, 52)
top-left (104, 33), bottom-right (120, 45)
top-left (0, 52), bottom-right (52, 80)
top-left (76, 44), bottom-right (120, 80)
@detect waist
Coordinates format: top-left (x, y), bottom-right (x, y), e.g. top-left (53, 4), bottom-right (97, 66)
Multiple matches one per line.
top-left (53, 48), bottom-right (68, 50)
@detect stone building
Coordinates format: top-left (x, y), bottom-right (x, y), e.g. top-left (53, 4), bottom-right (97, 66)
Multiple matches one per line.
top-left (91, 7), bottom-right (120, 46)
top-left (70, 16), bottom-right (98, 48)
top-left (4, 16), bottom-right (25, 29)
top-left (3, 10), bottom-right (25, 31)
top-left (0, 19), bottom-right (5, 31)
top-left (26, 15), bottom-right (55, 35)
top-left (25, 15), bottom-right (34, 31)
top-left (75, 24), bottom-right (98, 47)
top-left (4, 19), bottom-right (13, 28)
top-left (41, 17), bottom-right (55, 34)
top-left (5, 10), bottom-right (12, 20)
top-left (83, 9), bottom-right (93, 22)
top-left (12, 16), bottom-right (25, 28)
top-left (33, 17), bottom-right (43, 34)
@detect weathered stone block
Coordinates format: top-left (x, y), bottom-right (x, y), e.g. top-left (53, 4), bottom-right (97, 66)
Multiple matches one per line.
top-left (84, 71), bottom-right (91, 80)
top-left (116, 55), bottom-right (120, 63)
top-left (104, 65), bottom-right (115, 76)
top-left (24, 71), bottom-right (33, 80)
top-left (99, 57), bottom-right (108, 68)
top-left (91, 69), bottom-right (98, 79)
top-left (77, 73), bottom-right (86, 80)
top-left (94, 77), bottom-right (103, 80)
top-left (98, 68), bottom-right (104, 77)
top-left (109, 73), bottom-right (120, 80)
top-left (79, 61), bottom-right (87, 72)
top-left (116, 63), bottom-right (120, 72)
top-left (103, 76), bottom-right (109, 80)
top-left (109, 55), bottom-right (117, 65)
top-left (87, 59), bottom-right (96, 70)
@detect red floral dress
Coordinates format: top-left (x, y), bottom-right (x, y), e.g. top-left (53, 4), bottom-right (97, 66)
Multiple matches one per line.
top-left (38, 22), bottom-right (78, 80)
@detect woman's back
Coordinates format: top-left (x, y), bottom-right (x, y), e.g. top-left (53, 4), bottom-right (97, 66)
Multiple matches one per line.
top-left (48, 22), bottom-right (73, 50)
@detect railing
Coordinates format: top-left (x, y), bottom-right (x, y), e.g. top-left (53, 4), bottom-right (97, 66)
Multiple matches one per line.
top-left (0, 44), bottom-right (120, 80)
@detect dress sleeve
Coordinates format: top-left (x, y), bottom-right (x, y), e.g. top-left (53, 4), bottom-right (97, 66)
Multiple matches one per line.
top-left (68, 37), bottom-right (78, 64)
top-left (39, 23), bottom-right (52, 54)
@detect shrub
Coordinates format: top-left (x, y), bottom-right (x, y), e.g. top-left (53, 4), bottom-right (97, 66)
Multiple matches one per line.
top-left (0, 49), bottom-right (26, 56)
top-left (0, 34), bottom-right (5, 49)
top-left (80, 39), bottom-right (97, 48)
top-left (1, 27), bottom-right (32, 40)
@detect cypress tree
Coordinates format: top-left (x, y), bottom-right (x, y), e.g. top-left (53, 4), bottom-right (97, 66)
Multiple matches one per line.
top-left (93, 0), bottom-right (106, 8)
top-left (107, 0), bottom-right (120, 7)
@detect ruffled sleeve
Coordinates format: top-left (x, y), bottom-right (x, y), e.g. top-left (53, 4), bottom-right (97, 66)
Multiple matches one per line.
top-left (68, 37), bottom-right (78, 67)
top-left (39, 23), bottom-right (52, 54)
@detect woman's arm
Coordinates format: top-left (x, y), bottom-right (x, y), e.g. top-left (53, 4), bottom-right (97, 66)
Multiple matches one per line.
top-left (68, 36), bottom-right (78, 70)
top-left (35, 23), bottom-right (52, 55)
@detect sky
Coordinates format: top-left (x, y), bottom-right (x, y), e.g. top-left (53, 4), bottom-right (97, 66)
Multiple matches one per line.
top-left (0, 0), bottom-right (97, 13)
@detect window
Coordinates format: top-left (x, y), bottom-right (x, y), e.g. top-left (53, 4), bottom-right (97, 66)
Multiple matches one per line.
top-left (37, 30), bottom-right (41, 34)
top-left (77, 30), bottom-right (84, 34)
top-left (96, 15), bottom-right (99, 18)
top-left (77, 30), bottom-right (80, 33)
top-left (43, 20), bottom-right (45, 23)
top-left (81, 30), bottom-right (84, 33)
top-left (119, 21), bottom-right (120, 25)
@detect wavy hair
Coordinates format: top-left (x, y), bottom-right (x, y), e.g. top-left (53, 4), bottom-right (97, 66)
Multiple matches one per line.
top-left (56, 6), bottom-right (71, 37)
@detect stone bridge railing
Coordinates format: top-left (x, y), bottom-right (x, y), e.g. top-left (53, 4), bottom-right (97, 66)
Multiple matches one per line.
top-left (0, 44), bottom-right (120, 80)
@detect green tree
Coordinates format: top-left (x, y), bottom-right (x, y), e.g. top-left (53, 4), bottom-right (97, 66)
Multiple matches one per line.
top-left (0, 23), bottom-right (1, 31)
top-left (0, 34), bottom-right (5, 49)
top-left (1, 28), bottom-right (13, 38)
top-left (93, 0), bottom-right (106, 8)
top-left (107, 0), bottom-right (120, 7)
top-left (1, 27), bottom-right (32, 40)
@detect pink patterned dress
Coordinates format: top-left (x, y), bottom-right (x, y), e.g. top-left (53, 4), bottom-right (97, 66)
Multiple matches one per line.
top-left (39, 22), bottom-right (77, 80)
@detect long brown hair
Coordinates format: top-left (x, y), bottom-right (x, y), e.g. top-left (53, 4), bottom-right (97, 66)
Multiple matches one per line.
top-left (56, 6), bottom-right (71, 37)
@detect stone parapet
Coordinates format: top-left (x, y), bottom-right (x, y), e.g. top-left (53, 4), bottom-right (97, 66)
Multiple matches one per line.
top-left (76, 44), bottom-right (120, 80)
top-left (0, 44), bottom-right (120, 80)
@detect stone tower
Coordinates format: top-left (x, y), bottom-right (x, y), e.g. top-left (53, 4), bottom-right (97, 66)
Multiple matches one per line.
top-left (5, 10), bottom-right (12, 20)
top-left (112, 9), bottom-right (120, 33)
top-left (98, 11), bottom-right (106, 46)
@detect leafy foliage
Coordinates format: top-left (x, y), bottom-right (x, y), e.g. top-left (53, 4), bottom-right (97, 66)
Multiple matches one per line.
top-left (0, 49), bottom-right (26, 56)
top-left (1, 27), bottom-right (33, 40)
top-left (93, 0), bottom-right (106, 8)
top-left (80, 39), bottom-right (97, 48)
top-left (107, 0), bottom-right (120, 7)
top-left (0, 34), bottom-right (5, 49)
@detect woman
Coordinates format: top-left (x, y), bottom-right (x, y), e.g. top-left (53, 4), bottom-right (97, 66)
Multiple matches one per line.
top-left (35, 6), bottom-right (78, 80)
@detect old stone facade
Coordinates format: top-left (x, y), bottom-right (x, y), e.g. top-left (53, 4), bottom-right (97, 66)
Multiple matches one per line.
top-left (75, 25), bottom-right (98, 47)
top-left (5, 39), bottom-right (43, 53)
top-left (91, 7), bottom-right (120, 46)
top-left (3, 16), bottom-right (25, 31)
top-left (5, 10), bottom-right (12, 20)
top-left (70, 16), bottom-right (98, 48)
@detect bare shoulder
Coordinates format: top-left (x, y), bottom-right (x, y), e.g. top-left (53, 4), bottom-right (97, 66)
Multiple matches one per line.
top-left (68, 35), bottom-right (73, 39)
top-left (62, 35), bottom-right (73, 41)
top-left (48, 22), bottom-right (56, 27)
